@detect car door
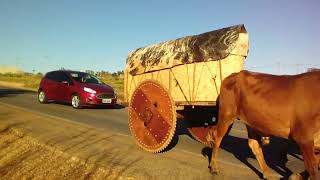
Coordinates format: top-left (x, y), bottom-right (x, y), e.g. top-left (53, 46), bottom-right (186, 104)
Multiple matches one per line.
top-left (43, 71), bottom-right (59, 100)
top-left (56, 71), bottom-right (73, 102)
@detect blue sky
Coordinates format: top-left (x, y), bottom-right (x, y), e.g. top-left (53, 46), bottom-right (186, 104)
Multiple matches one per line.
top-left (0, 0), bottom-right (319, 74)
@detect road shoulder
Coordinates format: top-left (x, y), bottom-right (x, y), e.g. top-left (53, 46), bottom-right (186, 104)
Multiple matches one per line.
top-left (0, 103), bottom-right (272, 179)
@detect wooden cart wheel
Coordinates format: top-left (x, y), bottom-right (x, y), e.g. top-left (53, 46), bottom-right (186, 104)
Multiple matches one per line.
top-left (128, 80), bottom-right (176, 153)
top-left (187, 127), bottom-right (212, 145)
top-left (184, 106), bottom-right (218, 145)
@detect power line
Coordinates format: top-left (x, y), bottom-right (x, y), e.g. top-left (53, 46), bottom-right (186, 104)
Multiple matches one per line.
top-left (246, 63), bottom-right (320, 75)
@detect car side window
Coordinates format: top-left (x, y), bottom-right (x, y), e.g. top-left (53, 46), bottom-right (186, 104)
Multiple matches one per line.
top-left (55, 72), bottom-right (70, 82)
top-left (45, 72), bottom-right (57, 81)
top-left (51, 71), bottom-right (61, 82)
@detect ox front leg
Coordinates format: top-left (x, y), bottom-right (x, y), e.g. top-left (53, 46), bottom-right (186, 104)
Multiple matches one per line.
top-left (247, 126), bottom-right (272, 179)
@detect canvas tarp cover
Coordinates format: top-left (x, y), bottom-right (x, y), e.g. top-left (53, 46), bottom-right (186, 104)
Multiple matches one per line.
top-left (126, 24), bottom-right (247, 75)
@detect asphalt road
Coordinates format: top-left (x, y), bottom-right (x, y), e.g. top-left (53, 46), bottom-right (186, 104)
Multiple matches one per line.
top-left (0, 87), bottom-right (305, 179)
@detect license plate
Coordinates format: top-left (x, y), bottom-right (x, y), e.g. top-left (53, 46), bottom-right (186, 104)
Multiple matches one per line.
top-left (102, 99), bottom-right (112, 103)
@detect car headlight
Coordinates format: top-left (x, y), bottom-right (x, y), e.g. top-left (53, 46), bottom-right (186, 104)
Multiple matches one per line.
top-left (83, 87), bottom-right (96, 94)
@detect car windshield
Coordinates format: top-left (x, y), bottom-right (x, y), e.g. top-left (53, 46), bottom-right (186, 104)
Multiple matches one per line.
top-left (69, 72), bottom-right (103, 84)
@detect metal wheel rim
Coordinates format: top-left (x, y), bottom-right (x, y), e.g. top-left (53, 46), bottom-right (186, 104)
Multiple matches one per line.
top-left (72, 96), bottom-right (80, 108)
top-left (38, 91), bottom-right (45, 102)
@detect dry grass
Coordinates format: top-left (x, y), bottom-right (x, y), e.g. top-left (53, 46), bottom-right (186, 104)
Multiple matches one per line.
top-left (99, 75), bottom-right (124, 102)
top-left (0, 73), bottom-right (42, 90)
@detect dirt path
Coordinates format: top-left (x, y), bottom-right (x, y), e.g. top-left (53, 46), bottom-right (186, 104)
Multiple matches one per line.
top-left (0, 103), bottom-right (273, 179)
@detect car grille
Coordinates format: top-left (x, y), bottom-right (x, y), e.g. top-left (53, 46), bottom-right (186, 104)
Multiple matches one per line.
top-left (97, 93), bottom-right (115, 99)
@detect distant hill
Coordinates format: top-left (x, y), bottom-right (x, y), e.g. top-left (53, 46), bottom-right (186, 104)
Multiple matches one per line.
top-left (0, 66), bottom-right (23, 74)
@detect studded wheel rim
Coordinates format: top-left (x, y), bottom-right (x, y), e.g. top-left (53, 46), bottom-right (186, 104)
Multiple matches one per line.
top-left (38, 91), bottom-right (45, 102)
top-left (128, 80), bottom-right (176, 153)
top-left (72, 95), bottom-right (80, 108)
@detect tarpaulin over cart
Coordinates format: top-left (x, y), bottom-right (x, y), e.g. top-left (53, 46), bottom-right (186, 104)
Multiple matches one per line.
top-left (126, 24), bottom-right (248, 76)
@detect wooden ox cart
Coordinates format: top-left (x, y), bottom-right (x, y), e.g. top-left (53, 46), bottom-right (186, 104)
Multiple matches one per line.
top-left (124, 24), bottom-right (249, 153)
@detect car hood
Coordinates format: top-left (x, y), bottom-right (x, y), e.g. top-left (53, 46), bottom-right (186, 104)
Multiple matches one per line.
top-left (80, 83), bottom-right (114, 94)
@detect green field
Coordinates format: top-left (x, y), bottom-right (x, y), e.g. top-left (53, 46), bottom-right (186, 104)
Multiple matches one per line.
top-left (0, 72), bottom-right (124, 103)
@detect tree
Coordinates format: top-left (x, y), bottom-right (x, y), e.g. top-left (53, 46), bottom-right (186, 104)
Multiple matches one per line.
top-left (85, 70), bottom-right (95, 75)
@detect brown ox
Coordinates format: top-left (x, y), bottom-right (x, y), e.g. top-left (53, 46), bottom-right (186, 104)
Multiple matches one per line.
top-left (207, 70), bottom-right (320, 179)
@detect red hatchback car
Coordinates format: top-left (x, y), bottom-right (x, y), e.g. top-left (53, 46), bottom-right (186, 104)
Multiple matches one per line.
top-left (38, 70), bottom-right (117, 108)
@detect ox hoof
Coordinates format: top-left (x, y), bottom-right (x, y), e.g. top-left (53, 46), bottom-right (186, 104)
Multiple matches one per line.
top-left (208, 166), bottom-right (220, 175)
top-left (262, 171), bottom-right (273, 180)
top-left (288, 173), bottom-right (303, 180)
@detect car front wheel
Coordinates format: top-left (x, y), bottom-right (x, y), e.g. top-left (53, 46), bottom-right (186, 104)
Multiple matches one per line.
top-left (38, 90), bottom-right (48, 104)
top-left (71, 94), bottom-right (82, 109)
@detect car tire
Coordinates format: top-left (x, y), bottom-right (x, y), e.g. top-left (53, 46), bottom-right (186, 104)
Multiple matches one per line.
top-left (38, 90), bottom-right (48, 104)
top-left (71, 94), bottom-right (82, 109)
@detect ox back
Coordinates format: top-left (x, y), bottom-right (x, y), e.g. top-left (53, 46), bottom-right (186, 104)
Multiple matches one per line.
top-left (221, 70), bottom-right (320, 147)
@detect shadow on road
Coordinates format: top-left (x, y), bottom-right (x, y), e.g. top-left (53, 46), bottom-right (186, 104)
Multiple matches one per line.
top-left (162, 118), bottom-right (198, 152)
top-left (160, 113), bottom-right (305, 179)
top-left (201, 134), bottom-right (303, 179)
top-left (53, 101), bottom-right (125, 110)
top-left (85, 104), bottom-right (125, 109)
top-left (0, 88), bottom-right (35, 98)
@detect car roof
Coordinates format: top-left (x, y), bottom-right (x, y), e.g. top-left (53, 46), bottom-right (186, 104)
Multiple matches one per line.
top-left (47, 70), bottom-right (86, 74)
